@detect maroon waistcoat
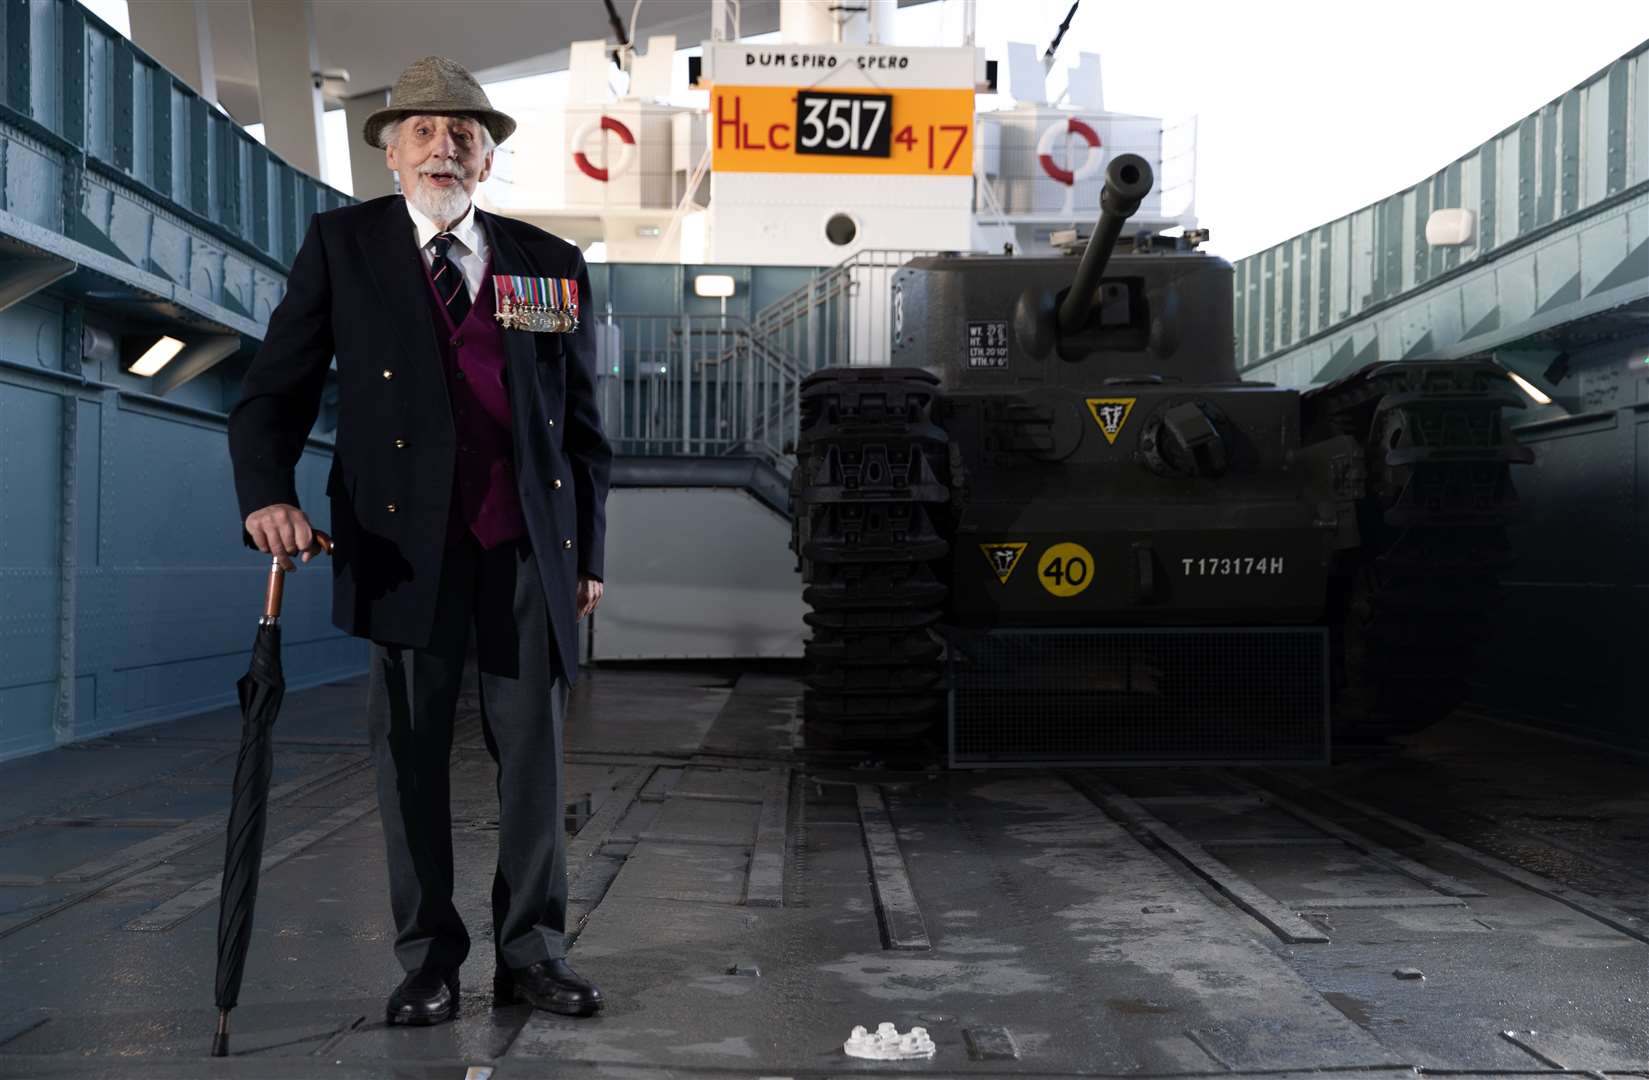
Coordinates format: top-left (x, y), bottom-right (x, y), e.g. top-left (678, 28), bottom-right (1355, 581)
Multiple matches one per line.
top-left (422, 261), bottom-right (528, 550)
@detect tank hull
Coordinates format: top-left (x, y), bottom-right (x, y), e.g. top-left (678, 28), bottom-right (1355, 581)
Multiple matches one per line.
top-left (788, 156), bottom-right (1532, 760)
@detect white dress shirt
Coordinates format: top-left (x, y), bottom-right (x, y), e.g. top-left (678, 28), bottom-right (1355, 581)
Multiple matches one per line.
top-left (405, 197), bottom-right (489, 300)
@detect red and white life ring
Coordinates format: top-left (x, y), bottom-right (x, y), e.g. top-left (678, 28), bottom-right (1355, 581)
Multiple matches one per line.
top-left (572, 116), bottom-right (637, 182)
top-left (1037, 117), bottom-right (1102, 186)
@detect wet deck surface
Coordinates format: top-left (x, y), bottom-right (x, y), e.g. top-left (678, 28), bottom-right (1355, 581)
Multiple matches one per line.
top-left (2, 665), bottom-right (1648, 1078)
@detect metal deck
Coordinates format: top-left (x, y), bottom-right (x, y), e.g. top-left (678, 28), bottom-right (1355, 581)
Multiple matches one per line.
top-left (2, 664), bottom-right (1648, 1078)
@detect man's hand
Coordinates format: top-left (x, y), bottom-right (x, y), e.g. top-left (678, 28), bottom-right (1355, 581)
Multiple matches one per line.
top-left (576, 576), bottom-right (603, 620)
top-left (245, 503), bottom-right (315, 572)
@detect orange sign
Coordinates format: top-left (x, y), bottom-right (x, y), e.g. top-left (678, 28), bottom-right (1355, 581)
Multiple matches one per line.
top-left (710, 85), bottom-right (974, 176)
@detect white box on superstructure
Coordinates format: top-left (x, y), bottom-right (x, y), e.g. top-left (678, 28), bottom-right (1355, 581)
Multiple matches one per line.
top-left (701, 42), bottom-right (983, 267)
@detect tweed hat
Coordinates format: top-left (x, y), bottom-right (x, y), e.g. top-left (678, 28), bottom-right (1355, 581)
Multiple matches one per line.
top-left (362, 56), bottom-right (516, 149)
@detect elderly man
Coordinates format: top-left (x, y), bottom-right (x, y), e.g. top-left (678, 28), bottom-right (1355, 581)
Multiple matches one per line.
top-left (227, 56), bottom-right (611, 1025)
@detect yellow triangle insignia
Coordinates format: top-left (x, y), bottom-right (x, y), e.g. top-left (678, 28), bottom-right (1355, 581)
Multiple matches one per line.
top-left (979, 542), bottom-right (1028, 585)
top-left (1085, 397), bottom-right (1137, 444)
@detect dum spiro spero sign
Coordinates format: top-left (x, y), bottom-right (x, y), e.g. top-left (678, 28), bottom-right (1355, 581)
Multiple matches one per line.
top-left (704, 44), bottom-right (978, 177)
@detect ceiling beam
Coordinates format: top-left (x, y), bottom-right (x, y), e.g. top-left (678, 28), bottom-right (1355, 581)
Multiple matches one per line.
top-left (0, 253), bottom-right (76, 314)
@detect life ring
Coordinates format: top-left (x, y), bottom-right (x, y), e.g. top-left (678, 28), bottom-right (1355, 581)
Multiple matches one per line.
top-left (572, 116), bottom-right (637, 182)
top-left (1037, 117), bottom-right (1102, 186)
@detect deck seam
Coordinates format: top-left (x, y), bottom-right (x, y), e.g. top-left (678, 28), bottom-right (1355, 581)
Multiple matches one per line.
top-left (1258, 769), bottom-right (1649, 946)
top-left (1066, 773), bottom-right (1330, 945)
top-left (1216, 770), bottom-right (1486, 898)
top-left (854, 783), bottom-right (930, 950)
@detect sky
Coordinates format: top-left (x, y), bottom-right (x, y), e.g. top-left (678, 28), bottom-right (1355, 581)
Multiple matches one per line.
top-left (84, 0), bottom-right (1649, 261)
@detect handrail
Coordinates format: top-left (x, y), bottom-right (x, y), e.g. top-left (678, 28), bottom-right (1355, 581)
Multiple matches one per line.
top-left (606, 258), bottom-right (930, 466)
top-left (594, 312), bottom-right (800, 468)
top-left (752, 248), bottom-right (915, 335)
top-left (749, 248), bottom-right (933, 372)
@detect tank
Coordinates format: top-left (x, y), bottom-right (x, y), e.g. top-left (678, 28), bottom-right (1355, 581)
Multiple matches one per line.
top-left (788, 153), bottom-right (1534, 761)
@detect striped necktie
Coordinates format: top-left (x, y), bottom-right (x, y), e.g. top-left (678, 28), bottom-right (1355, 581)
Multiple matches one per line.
top-left (429, 231), bottom-right (471, 327)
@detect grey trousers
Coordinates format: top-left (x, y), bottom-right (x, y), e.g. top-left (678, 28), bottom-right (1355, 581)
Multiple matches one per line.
top-left (365, 532), bottom-right (569, 974)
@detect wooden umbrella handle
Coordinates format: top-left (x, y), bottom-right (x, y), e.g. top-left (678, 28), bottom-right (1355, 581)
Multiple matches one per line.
top-left (262, 530), bottom-right (335, 622)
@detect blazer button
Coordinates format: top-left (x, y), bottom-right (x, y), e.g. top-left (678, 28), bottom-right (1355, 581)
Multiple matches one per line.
top-left (552, 479), bottom-right (563, 489)
top-left (562, 539), bottom-right (572, 550)
top-left (386, 503), bottom-right (398, 513)
top-left (394, 438), bottom-right (408, 449)
top-left (547, 418), bottom-right (556, 427)
top-left (382, 368), bottom-right (394, 380)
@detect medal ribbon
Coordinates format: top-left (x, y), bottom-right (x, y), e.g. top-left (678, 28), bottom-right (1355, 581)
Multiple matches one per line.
top-left (492, 275), bottom-right (578, 328)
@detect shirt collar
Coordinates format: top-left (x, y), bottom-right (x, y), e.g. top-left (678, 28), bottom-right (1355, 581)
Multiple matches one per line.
top-left (404, 196), bottom-right (483, 256)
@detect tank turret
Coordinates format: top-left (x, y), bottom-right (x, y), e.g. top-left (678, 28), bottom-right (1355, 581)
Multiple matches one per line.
top-left (1057, 152), bottom-right (1155, 335)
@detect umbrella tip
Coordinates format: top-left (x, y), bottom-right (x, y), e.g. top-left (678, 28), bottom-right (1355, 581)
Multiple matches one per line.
top-left (212, 1009), bottom-right (230, 1057)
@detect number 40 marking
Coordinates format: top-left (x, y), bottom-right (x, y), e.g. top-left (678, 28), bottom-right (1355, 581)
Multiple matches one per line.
top-left (1037, 542), bottom-right (1095, 598)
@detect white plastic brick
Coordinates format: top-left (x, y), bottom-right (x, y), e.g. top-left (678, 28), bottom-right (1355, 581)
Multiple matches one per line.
top-left (843, 1022), bottom-right (936, 1061)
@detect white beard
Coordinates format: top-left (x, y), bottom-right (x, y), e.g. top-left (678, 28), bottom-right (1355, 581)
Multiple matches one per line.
top-left (405, 174), bottom-right (472, 227)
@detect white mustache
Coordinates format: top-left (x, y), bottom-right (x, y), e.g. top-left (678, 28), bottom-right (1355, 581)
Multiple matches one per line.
top-left (419, 161), bottom-right (467, 178)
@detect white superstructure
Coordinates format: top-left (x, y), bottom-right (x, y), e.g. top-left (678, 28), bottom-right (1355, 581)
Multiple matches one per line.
top-left (700, 38), bottom-right (982, 265)
top-left (482, 0), bottom-right (1196, 265)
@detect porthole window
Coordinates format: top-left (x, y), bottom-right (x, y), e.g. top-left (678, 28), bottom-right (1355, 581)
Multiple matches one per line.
top-left (825, 213), bottom-right (858, 246)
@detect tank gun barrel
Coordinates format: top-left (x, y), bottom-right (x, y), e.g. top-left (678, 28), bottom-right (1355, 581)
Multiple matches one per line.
top-left (1057, 153), bottom-right (1155, 335)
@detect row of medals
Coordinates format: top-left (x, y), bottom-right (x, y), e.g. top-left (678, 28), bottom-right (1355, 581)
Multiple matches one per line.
top-left (495, 300), bottom-right (578, 333)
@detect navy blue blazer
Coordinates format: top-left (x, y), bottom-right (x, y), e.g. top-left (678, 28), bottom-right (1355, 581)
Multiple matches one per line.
top-left (227, 194), bottom-right (612, 682)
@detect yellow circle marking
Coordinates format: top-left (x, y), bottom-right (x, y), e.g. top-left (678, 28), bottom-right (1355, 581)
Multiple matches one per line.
top-left (1037, 542), bottom-right (1095, 597)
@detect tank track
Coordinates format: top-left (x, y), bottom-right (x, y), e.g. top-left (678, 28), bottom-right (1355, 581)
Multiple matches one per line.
top-left (1303, 358), bottom-right (1534, 740)
top-left (789, 367), bottom-right (954, 753)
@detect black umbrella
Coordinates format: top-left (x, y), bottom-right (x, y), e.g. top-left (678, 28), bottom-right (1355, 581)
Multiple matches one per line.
top-left (212, 531), bottom-right (333, 1058)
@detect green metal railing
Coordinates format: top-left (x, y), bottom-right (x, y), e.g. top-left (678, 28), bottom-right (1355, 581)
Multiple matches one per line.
top-left (596, 312), bottom-right (801, 469)
top-left (1233, 38), bottom-right (1649, 375)
top-left (0, 0), bottom-right (351, 279)
top-left (752, 247), bottom-right (934, 373)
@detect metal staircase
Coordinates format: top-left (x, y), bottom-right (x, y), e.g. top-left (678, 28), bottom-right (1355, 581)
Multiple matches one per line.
top-left (593, 249), bottom-right (934, 540)
top-left (749, 247), bottom-right (935, 373)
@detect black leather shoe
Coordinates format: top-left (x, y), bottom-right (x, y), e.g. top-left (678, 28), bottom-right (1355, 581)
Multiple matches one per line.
top-left (497, 959), bottom-right (602, 1016)
top-left (386, 967), bottom-right (459, 1026)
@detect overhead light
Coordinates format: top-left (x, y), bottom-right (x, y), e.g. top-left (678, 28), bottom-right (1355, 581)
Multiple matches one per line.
top-left (1425, 207), bottom-right (1476, 247)
top-left (1506, 370), bottom-right (1552, 405)
top-left (693, 274), bottom-right (736, 298)
top-left (312, 68), bottom-right (350, 98)
top-left (127, 335), bottom-right (185, 376)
